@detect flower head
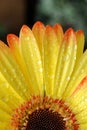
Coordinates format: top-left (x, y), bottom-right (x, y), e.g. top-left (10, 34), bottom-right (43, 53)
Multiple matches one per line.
top-left (0, 21), bottom-right (87, 130)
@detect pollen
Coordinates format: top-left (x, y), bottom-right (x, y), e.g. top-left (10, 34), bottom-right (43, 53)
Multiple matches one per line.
top-left (11, 96), bottom-right (79, 130)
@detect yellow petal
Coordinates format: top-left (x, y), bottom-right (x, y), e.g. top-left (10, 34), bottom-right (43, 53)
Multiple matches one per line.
top-left (79, 124), bottom-right (87, 130)
top-left (76, 110), bottom-right (87, 123)
top-left (7, 34), bottom-right (34, 97)
top-left (54, 28), bottom-right (77, 98)
top-left (20, 25), bottom-right (43, 96)
top-left (65, 77), bottom-right (87, 112)
top-left (0, 121), bottom-right (13, 130)
top-left (0, 100), bottom-right (11, 114)
top-left (43, 25), bottom-right (60, 96)
top-left (53, 23), bottom-right (64, 44)
top-left (0, 109), bottom-right (11, 122)
top-left (75, 30), bottom-right (84, 63)
top-left (64, 77), bottom-right (87, 127)
top-left (63, 50), bottom-right (87, 98)
top-left (0, 72), bottom-right (24, 110)
top-left (0, 41), bottom-right (30, 100)
top-left (7, 34), bottom-right (19, 50)
top-left (32, 21), bottom-right (45, 57)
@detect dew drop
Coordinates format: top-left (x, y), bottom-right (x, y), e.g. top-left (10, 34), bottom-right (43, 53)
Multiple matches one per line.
top-left (39, 68), bottom-right (43, 73)
top-left (67, 76), bottom-right (70, 81)
top-left (18, 81), bottom-right (22, 86)
top-left (37, 60), bottom-right (42, 65)
top-left (11, 78), bottom-right (14, 81)
top-left (23, 88), bottom-right (27, 93)
top-left (12, 69), bottom-right (15, 72)
top-left (13, 74), bottom-right (17, 78)
top-left (34, 47), bottom-right (37, 51)
top-left (50, 75), bottom-right (54, 79)
top-left (25, 37), bottom-right (29, 41)
top-left (21, 73), bottom-right (24, 78)
top-left (74, 56), bottom-right (76, 60)
top-left (3, 69), bottom-right (7, 73)
top-left (1, 96), bottom-right (8, 102)
top-left (63, 54), bottom-right (70, 61)
top-left (75, 45), bottom-right (77, 50)
top-left (5, 83), bottom-right (9, 88)
top-left (31, 54), bottom-right (34, 57)
top-left (80, 69), bottom-right (84, 74)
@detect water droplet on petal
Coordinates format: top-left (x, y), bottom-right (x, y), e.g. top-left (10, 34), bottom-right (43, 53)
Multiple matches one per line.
top-left (74, 56), bottom-right (76, 60)
top-left (80, 69), bottom-right (84, 74)
top-left (67, 76), bottom-right (70, 81)
top-left (1, 96), bottom-right (8, 102)
top-left (39, 68), bottom-right (43, 73)
top-left (37, 60), bottom-right (42, 65)
top-left (3, 69), bottom-right (7, 73)
top-left (11, 78), bottom-right (14, 81)
top-left (25, 37), bottom-right (29, 41)
top-left (31, 54), bottom-right (33, 57)
top-left (23, 88), bottom-right (27, 93)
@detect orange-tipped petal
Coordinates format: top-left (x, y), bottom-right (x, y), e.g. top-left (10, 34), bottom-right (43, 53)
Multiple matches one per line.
top-left (7, 34), bottom-right (20, 60)
top-left (66, 76), bottom-right (87, 117)
top-left (20, 25), bottom-right (43, 96)
top-left (63, 28), bottom-right (76, 45)
top-left (53, 23), bottom-right (64, 44)
top-left (71, 76), bottom-right (87, 96)
top-left (7, 34), bottom-right (19, 48)
top-left (43, 25), bottom-right (60, 96)
top-left (21, 25), bottom-right (29, 34)
top-left (0, 40), bottom-right (32, 100)
top-left (7, 30), bottom-right (37, 98)
top-left (32, 21), bottom-right (45, 57)
top-left (63, 49), bottom-right (87, 99)
top-left (54, 28), bottom-right (77, 98)
top-left (75, 30), bottom-right (85, 63)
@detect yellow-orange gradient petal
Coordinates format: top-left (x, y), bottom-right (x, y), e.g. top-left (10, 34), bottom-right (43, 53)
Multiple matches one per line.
top-left (0, 72), bottom-right (24, 111)
top-left (54, 28), bottom-right (77, 98)
top-left (65, 77), bottom-right (87, 126)
top-left (20, 25), bottom-right (43, 96)
top-left (0, 41), bottom-right (32, 100)
top-left (63, 49), bottom-right (87, 98)
top-left (7, 34), bottom-right (35, 97)
top-left (43, 25), bottom-right (60, 96)
top-left (75, 30), bottom-right (84, 63)
top-left (32, 21), bottom-right (45, 57)
top-left (53, 23), bottom-right (64, 45)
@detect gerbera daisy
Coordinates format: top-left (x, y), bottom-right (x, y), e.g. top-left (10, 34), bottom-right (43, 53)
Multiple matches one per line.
top-left (0, 21), bottom-right (87, 130)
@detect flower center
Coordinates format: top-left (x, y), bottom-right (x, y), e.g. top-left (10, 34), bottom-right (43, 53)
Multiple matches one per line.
top-left (11, 96), bottom-right (79, 130)
top-left (26, 108), bottom-right (65, 130)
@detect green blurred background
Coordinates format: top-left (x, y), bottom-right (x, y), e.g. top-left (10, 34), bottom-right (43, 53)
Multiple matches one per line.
top-left (0, 0), bottom-right (87, 49)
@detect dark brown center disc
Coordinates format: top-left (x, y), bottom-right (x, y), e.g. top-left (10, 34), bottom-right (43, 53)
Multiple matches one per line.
top-left (26, 108), bottom-right (66, 130)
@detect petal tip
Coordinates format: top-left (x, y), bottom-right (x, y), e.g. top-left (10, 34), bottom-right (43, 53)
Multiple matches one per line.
top-left (65, 28), bottom-right (74, 35)
top-left (45, 25), bottom-right (54, 34)
top-left (32, 21), bottom-right (45, 33)
top-left (76, 30), bottom-right (84, 35)
top-left (33, 21), bottom-right (44, 27)
top-left (63, 28), bottom-right (76, 44)
top-left (53, 23), bottom-right (62, 29)
top-left (21, 25), bottom-right (29, 34)
top-left (7, 34), bottom-right (17, 40)
top-left (7, 34), bottom-right (18, 46)
top-left (46, 25), bottom-right (52, 30)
